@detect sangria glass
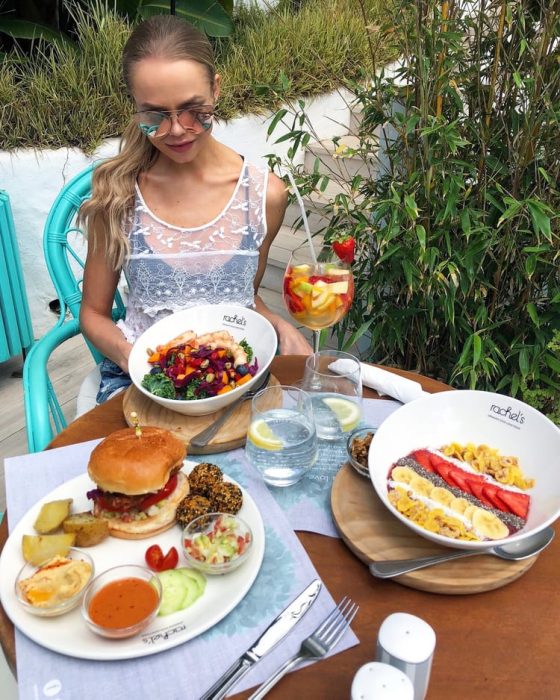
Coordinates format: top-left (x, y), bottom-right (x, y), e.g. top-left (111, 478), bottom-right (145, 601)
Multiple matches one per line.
top-left (283, 246), bottom-right (354, 352)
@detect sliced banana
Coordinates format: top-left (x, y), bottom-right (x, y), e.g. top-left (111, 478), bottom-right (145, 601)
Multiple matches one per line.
top-left (429, 486), bottom-right (455, 507)
top-left (472, 508), bottom-right (509, 540)
top-left (463, 505), bottom-right (477, 522)
top-left (408, 475), bottom-right (433, 497)
top-left (449, 497), bottom-right (471, 515)
top-left (391, 465), bottom-right (415, 484)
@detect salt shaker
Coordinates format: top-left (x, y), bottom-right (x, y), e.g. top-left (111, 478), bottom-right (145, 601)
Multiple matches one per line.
top-left (376, 612), bottom-right (436, 700)
top-left (351, 662), bottom-right (415, 700)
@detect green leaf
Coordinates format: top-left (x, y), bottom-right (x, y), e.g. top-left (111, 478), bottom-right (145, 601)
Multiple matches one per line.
top-left (545, 355), bottom-right (560, 374)
top-left (526, 303), bottom-right (540, 327)
top-left (415, 224), bottom-right (426, 250)
top-left (473, 334), bottom-right (482, 366)
top-left (0, 19), bottom-right (71, 44)
top-left (267, 109), bottom-right (287, 136)
top-left (404, 194), bottom-right (418, 220)
top-left (140, 0), bottom-right (233, 37)
top-left (518, 349), bottom-right (530, 377)
top-left (527, 201), bottom-right (552, 241)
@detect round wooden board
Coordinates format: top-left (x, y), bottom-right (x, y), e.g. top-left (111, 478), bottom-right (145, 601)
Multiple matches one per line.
top-left (331, 463), bottom-right (537, 595)
top-left (122, 375), bottom-right (281, 454)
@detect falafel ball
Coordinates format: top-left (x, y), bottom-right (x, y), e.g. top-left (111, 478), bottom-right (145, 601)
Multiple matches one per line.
top-left (209, 481), bottom-right (243, 514)
top-left (188, 462), bottom-right (223, 497)
top-left (175, 494), bottom-right (212, 528)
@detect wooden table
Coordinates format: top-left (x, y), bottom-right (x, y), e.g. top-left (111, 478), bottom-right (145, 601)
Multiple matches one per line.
top-left (1, 357), bottom-right (559, 699)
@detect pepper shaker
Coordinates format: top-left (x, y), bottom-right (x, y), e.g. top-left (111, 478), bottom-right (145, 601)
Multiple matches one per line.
top-left (376, 612), bottom-right (436, 700)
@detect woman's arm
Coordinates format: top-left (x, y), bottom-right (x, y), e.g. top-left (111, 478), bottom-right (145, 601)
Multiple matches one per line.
top-left (80, 223), bottom-right (132, 372)
top-left (254, 172), bottom-right (313, 355)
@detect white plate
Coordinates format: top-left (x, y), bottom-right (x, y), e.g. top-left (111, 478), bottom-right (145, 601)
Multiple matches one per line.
top-left (0, 462), bottom-right (265, 661)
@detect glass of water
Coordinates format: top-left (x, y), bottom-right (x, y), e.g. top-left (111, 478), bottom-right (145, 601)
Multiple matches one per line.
top-left (301, 350), bottom-right (362, 441)
top-left (245, 385), bottom-right (318, 487)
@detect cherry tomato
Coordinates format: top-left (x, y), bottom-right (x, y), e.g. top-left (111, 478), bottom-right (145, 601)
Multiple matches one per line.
top-left (145, 544), bottom-right (179, 572)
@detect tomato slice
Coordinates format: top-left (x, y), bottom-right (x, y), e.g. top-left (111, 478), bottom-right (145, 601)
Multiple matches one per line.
top-left (139, 474), bottom-right (178, 511)
top-left (145, 544), bottom-right (178, 571)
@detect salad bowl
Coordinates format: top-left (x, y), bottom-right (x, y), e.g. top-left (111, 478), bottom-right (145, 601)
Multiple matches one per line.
top-left (128, 304), bottom-right (277, 416)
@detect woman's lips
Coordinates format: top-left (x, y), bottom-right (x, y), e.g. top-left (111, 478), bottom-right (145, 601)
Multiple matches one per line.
top-left (166, 141), bottom-right (194, 153)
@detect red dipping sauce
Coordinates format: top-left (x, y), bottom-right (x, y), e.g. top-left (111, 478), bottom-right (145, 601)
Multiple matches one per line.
top-left (88, 577), bottom-right (158, 629)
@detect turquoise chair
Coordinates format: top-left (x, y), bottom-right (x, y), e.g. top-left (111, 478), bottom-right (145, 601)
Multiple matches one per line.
top-left (23, 164), bottom-right (125, 452)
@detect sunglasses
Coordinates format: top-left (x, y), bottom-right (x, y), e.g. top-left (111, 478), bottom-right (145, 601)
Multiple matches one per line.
top-left (134, 105), bottom-right (214, 138)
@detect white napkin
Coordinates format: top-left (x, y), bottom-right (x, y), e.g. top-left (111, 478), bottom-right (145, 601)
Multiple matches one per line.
top-left (329, 360), bottom-right (428, 404)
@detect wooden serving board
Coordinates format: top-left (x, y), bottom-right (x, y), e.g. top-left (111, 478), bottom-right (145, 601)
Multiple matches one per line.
top-left (122, 375), bottom-right (281, 454)
top-left (331, 463), bottom-right (537, 595)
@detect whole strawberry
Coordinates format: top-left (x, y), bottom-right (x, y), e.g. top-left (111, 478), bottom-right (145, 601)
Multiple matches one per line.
top-left (332, 235), bottom-right (355, 264)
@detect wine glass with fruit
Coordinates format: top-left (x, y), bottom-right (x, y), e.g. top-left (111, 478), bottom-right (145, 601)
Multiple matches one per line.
top-left (282, 235), bottom-right (355, 353)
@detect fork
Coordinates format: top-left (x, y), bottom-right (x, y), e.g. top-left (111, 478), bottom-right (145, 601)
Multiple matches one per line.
top-left (189, 371), bottom-right (271, 448)
top-left (247, 597), bottom-right (358, 700)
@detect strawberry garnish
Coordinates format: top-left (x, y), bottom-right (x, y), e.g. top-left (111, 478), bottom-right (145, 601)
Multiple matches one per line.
top-left (332, 235), bottom-right (355, 264)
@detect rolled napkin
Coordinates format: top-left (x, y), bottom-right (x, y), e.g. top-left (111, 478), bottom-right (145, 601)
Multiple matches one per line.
top-left (329, 360), bottom-right (428, 404)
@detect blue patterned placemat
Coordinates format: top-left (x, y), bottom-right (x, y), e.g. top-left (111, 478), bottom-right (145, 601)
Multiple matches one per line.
top-left (4, 440), bottom-right (359, 700)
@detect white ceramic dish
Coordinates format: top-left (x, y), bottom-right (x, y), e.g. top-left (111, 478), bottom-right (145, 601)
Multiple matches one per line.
top-left (368, 390), bottom-right (560, 551)
top-left (128, 304), bottom-right (277, 416)
top-left (0, 462), bottom-right (265, 661)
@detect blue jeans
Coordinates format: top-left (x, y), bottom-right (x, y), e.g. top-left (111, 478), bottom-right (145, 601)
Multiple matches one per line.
top-left (96, 358), bottom-right (132, 404)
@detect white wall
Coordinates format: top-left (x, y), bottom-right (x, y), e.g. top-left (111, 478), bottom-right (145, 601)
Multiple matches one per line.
top-left (0, 89), bottom-right (352, 336)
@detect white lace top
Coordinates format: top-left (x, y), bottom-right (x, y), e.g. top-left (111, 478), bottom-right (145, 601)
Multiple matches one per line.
top-left (117, 159), bottom-right (269, 342)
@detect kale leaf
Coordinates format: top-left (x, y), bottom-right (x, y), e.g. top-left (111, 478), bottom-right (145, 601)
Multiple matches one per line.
top-left (239, 339), bottom-right (253, 362)
top-left (141, 372), bottom-right (176, 399)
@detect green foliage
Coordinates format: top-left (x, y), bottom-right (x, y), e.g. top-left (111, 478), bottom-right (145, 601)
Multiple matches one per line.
top-left (0, 0), bottom-right (233, 43)
top-left (270, 0), bottom-right (560, 415)
top-left (0, 0), bottom-right (391, 151)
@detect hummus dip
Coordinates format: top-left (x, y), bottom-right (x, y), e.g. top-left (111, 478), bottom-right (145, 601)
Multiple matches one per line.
top-left (18, 555), bottom-right (93, 608)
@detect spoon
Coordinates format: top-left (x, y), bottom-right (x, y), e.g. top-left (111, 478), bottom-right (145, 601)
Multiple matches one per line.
top-left (189, 371), bottom-right (271, 448)
top-left (369, 526), bottom-right (555, 578)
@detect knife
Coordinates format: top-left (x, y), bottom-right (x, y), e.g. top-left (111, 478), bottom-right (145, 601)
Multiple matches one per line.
top-left (200, 578), bottom-right (322, 700)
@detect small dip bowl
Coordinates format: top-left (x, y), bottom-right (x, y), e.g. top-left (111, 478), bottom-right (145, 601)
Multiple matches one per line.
top-left (182, 512), bottom-right (253, 575)
top-left (15, 548), bottom-right (94, 618)
top-left (346, 427), bottom-right (377, 478)
top-left (81, 564), bottom-right (162, 639)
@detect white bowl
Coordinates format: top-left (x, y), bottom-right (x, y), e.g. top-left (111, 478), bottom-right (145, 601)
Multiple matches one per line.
top-left (369, 390), bottom-right (560, 551)
top-left (128, 304), bottom-right (277, 416)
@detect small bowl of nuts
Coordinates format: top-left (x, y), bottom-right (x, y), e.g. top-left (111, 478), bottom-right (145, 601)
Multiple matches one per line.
top-left (346, 427), bottom-right (376, 478)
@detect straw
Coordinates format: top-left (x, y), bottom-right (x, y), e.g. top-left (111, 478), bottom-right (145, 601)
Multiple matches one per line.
top-left (286, 170), bottom-right (317, 264)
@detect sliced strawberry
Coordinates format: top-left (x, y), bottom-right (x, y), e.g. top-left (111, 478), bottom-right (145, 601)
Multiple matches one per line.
top-left (468, 481), bottom-right (493, 508)
top-left (410, 449), bottom-right (435, 472)
top-left (495, 490), bottom-right (530, 520)
top-left (482, 483), bottom-right (509, 512)
top-left (445, 467), bottom-right (473, 495)
top-left (430, 461), bottom-right (457, 488)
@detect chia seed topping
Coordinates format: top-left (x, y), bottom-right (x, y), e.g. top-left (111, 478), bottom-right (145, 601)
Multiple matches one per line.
top-left (393, 457), bottom-right (526, 530)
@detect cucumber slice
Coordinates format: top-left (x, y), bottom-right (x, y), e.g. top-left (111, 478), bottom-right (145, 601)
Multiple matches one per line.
top-left (155, 568), bottom-right (207, 616)
top-left (176, 568), bottom-right (206, 608)
top-left (156, 569), bottom-right (189, 616)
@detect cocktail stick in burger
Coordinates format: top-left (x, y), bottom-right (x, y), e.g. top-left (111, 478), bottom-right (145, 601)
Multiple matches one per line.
top-left (86, 427), bottom-right (190, 539)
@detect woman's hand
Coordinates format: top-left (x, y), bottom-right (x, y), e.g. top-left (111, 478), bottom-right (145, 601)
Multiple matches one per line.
top-left (275, 317), bottom-right (313, 355)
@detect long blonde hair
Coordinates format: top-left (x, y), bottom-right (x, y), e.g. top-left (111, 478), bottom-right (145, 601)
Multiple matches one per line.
top-left (79, 15), bottom-right (216, 270)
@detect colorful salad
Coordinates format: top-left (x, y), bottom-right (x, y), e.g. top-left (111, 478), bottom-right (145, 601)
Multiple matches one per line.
top-left (141, 330), bottom-right (258, 401)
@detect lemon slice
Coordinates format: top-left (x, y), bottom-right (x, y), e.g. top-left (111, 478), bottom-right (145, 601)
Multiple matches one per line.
top-left (247, 419), bottom-right (284, 451)
top-left (322, 397), bottom-right (361, 432)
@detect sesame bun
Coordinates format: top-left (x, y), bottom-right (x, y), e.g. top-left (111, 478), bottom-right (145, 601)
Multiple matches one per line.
top-left (88, 426), bottom-right (186, 495)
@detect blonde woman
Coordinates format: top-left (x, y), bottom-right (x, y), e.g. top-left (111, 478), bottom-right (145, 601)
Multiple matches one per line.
top-left (79, 15), bottom-right (311, 402)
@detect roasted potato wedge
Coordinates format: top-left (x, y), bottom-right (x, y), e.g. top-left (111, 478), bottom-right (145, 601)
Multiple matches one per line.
top-left (62, 512), bottom-right (109, 547)
top-left (22, 533), bottom-right (76, 565)
top-left (33, 498), bottom-right (73, 534)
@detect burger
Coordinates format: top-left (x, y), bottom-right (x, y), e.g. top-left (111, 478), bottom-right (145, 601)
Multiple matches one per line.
top-left (86, 426), bottom-right (190, 539)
